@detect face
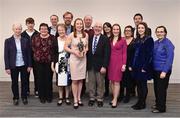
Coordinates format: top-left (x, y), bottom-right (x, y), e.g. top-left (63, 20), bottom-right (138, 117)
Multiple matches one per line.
top-left (112, 25), bottom-right (120, 37)
top-left (138, 24), bottom-right (145, 36)
top-left (50, 16), bottom-right (58, 26)
top-left (84, 16), bottom-right (92, 28)
top-left (75, 19), bottom-right (83, 32)
top-left (156, 27), bottom-right (166, 39)
top-left (40, 26), bottom-right (49, 36)
top-left (124, 27), bottom-right (133, 37)
top-left (134, 16), bottom-right (143, 26)
top-left (103, 24), bottom-right (111, 33)
top-left (57, 26), bottom-right (66, 37)
top-left (13, 24), bottom-right (22, 36)
top-left (94, 23), bottom-right (102, 35)
top-left (26, 22), bottom-right (35, 30)
top-left (63, 14), bottom-right (73, 26)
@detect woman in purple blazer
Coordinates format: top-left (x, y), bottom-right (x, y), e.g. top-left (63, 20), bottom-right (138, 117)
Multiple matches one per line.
top-left (4, 24), bottom-right (32, 105)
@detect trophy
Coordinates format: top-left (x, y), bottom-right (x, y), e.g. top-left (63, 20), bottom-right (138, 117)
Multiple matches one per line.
top-left (77, 38), bottom-right (85, 57)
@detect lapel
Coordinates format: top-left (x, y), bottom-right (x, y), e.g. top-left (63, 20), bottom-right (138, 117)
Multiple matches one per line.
top-left (94, 34), bottom-right (103, 54)
top-left (11, 36), bottom-right (17, 52)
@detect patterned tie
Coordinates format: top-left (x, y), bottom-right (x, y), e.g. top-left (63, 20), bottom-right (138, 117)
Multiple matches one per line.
top-left (92, 36), bottom-right (97, 54)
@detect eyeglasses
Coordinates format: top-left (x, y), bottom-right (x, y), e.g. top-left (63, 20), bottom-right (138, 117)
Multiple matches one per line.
top-left (156, 31), bottom-right (165, 33)
top-left (124, 30), bottom-right (132, 32)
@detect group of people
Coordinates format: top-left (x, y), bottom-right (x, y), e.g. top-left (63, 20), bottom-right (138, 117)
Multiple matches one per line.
top-left (4, 12), bottom-right (174, 113)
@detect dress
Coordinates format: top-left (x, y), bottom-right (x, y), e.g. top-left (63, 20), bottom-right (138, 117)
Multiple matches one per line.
top-left (108, 38), bottom-right (127, 82)
top-left (55, 39), bottom-right (70, 86)
top-left (69, 34), bottom-right (87, 80)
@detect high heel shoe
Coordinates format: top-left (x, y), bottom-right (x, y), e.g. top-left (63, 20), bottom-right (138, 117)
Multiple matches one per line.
top-left (78, 100), bottom-right (84, 106)
top-left (57, 98), bottom-right (63, 106)
top-left (73, 102), bottom-right (79, 109)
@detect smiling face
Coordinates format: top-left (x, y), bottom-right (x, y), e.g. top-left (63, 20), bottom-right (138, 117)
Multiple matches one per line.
top-left (75, 19), bottom-right (84, 32)
top-left (12, 24), bottom-right (22, 36)
top-left (134, 15), bottom-right (143, 27)
top-left (40, 26), bottom-right (49, 36)
top-left (103, 24), bottom-right (111, 34)
top-left (124, 27), bottom-right (133, 38)
top-left (93, 22), bottom-right (103, 35)
top-left (84, 15), bottom-right (92, 28)
top-left (57, 26), bottom-right (66, 38)
top-left (138, 24), bottom-right (145, 37)
top-left (63, 14), bottom-right (73, 26)
top-left (156, 27), bottom-right (166, 39)
top-left (112, 25), bottom-right (120, 37)
top-left (26, 22), bottom-right (35, 30)
top-left (50, 15), bottom-right (59, 26)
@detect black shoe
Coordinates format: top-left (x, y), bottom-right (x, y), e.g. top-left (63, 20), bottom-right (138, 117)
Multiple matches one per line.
top-left (78, 100), bottom-right (84, 106)
top-left (22, 98), bottom-right (28, 105)
top-left (34, 91), bottom-right (39, 98)
top-left (88, 100), bottom-right (95, 107)
top-left (152, 109), bottom-right (166, 113)
top-left (109, 101), bottom-right (112, 105)
top-left (65, 98), bottom-right (71, 105)
top-left (97, 101), bottom-right (103, 107)
top-left (13, 99), bottom-right (19, 106)
top-left (123, 97), bottom-right (130, 103)
top-left (131, 101), bottom-right (140, 108)
top-left (40, 99), bottom-right (46, 104)
top-left (57, 98), bottom-right (63, 106)
top-left (46, 98), bottom-right (52, 103)
top-left (151, 105), bottom-right (157, 109)
top-left (133, 104), bottom-right (146, 110)
top-left (73, 102), bottom-right (79, 109)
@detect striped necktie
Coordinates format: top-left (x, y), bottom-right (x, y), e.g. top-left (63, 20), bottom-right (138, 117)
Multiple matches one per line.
top-left (92, 36), bottom-right (97, 54)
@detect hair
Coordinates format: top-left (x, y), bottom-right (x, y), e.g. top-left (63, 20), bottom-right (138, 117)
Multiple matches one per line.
top-left (25, 17), bottom-right (35, 24)
top-left (103, 22), bottom-right (112, 36)
top-left (50, 14), bottom-right (59, 21)
top-left (155, 25), bottom-right (167, 37)
top-left (133, 13), bottom-right (143, 20)
top-left (63, 11), bottom-right (73, 19)
top-left (111, 23), bottom-right (121, 42)
top-left (56, 23), bottom-right (67, 33)
top-left (124, 25), bottom-right (134, 37)
top-left (73, 18), bottom-right (86, 38)
top-left (39, 23), bottom-right (49, 31)
top-left (137, 22), bottom-right (149, 38)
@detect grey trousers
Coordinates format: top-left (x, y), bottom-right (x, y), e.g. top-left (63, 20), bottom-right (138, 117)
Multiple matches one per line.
top-left (88, 68), bottom-right (105, 101)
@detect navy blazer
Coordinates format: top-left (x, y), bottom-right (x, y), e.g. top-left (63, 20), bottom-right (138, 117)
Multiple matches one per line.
top-left (87, 34), bottom-right (111, 72)
top-left (4, 36), bottom-right (32, 69)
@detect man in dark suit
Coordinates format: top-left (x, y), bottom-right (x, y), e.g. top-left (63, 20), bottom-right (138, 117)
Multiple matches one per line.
top-left (4, 24), bottom-right (32, 105)
top-left (63, 11), bottom-right (74, 35)
top-left (48, 14), bottom-right (59, 37)
top-left (87, 22), bottom-right (110, 107)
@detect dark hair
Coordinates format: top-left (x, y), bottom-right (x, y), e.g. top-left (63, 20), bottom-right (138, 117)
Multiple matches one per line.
top-left (50, 14), bottom-right (59, 21)
top-left (56, 23), bottom-right (67, 34)
top-left (39, 23), bottom-right (49, 31)
top-left (137, 22), bottom-right (149, 38)
top-left (63, 11), bottom-right (73, 19)
top-left (111, 24), bottom-right (121, 42)
top-left (124, 25), bottom-right (134, 37)
top-left (133, 13), bottom-right (143, 20)
top-left (155, 25), bottom-right (167, 36)
top-left (25, 17), bottom-right (35, 24)
top-left (103, 22), bottom-right (112, 37)
top-left (73, 18), bottom-right (86, 38)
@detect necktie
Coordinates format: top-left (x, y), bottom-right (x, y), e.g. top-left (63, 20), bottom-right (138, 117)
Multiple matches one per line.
top-left (92, 36), bottom-right (97, 54)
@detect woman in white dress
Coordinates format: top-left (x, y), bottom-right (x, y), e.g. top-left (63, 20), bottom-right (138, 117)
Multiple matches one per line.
top-left (51, 23), bottom-right (71, 106)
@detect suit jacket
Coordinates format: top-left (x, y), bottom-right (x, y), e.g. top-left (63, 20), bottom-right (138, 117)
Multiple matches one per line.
top-left (48, 27), bottom-right (59, 38)
top-left (87, 34), bottom-right (111, 72)
top-left (4, 36), bottom-right (32, 69)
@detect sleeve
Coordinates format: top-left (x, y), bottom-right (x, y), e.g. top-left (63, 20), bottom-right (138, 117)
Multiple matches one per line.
top-left (102, 36), bottom-right (111, 68)
top-left (4, 39), bottom-right (10, 69)
top-left (162, 41), bottom-right (175, 72)
top-left (122, 40), bottom-right (127, 65)
top-left (26, 39), bottom-right (32, 67)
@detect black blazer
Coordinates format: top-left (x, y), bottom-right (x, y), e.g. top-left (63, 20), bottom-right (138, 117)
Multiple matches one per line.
top-left (87, 34), bottom-right (111, 72)
top-left (48, 27), bottom-right (59, 38)
top-left (4, 36), bottom-right (32, 69)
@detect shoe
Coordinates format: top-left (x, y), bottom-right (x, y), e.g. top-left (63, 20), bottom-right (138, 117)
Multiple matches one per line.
top-left (118, 96), bottom-right (124, 102)
top-left (57, 98), bottom-right (63, 106)
top-left (73, 102), bottom-right (79, 109)
top-left (65, 98), bottom-right (71, 105)
top-left (46, 98), bottom-right (52, 103)
top-left (151, 105), bottom-right (157, 109)
top-left (131, 101), bottom-right (141, 108)
top-left (34, 91), bottom-right (39, 98)
top-left (97, 101), bottom-right (103, 107)
top-left (152, 109), bottom-right (166, 113)
top-left (109, 101), bottom-right (112, 105)
top-left (123, 97), bottom-right (130, 103)
top-left (40, 99), bottom-right (46, 104)
top-left (88, 100), bottom-right (95, 107)
top-left (22, 98), bottom-right (28, 105)
top-left (13, 99), bottom-right (19, 106)
top-left (133, 104), bottom-right (146, 110)
top-left (78, 100), bottom-right (84, 106)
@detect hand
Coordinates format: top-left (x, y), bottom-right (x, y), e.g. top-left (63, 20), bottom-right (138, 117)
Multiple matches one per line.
top-left (129, 67), bottom-right (132, 71)
top-left (100, 67), bottom-right (106, 74)
top-left (27, 67), bottom-right (32, 73)
top-left (73, 50), bottom-right (83, 58)
top-left (121, 65), bottom-right (126, 72)
top-left (5, 69), bottom-right (11, 75)
top-left (142, 69), bottom-right (146, 72)
top-left (160, 72), bottom-right (166, 79)
top-left (51, 63), bottom-right (55, 72)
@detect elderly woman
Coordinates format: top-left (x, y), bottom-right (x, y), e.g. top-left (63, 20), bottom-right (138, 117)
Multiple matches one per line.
top-left (4, 23), bottom-right (32, 105)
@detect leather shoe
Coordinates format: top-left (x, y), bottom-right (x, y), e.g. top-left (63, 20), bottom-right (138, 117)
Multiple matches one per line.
top-left (152, 109), bottom-right (166, 113)
top-left (97, 101), bottom-right (103, 107)
top-left (13, 99), bottom-right (19, 106)
top-left (88, 100), bottom-right (95, 106)
top-left (22, 98), bottom-right (28, 105)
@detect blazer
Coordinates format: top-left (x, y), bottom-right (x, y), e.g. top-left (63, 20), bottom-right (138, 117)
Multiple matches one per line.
top-left (48, 27), bottom-right (59, 38)
top-left (87, 34), bottom-right (111, 72)
top-left (4, 36), bottom-right (32, 69)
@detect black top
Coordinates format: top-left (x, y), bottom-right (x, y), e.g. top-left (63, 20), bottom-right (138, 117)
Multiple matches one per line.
top-left (126, 38), bottom-right (135, 68)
